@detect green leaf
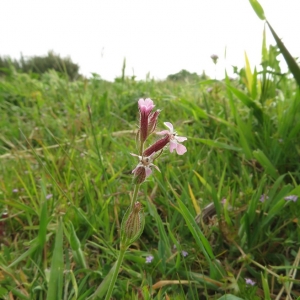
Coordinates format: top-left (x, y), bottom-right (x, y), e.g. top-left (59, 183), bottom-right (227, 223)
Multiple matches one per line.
top-left (253, 149), bottom-right (278, 180)
top-left (37, 200), bottom-right (48, 249)
top-left (261, 25), bottom-right (268, 62)
top-left (267, 21), bottom-right (300, 88)
top-left (248, 0), bottom-right (265, 20)
top-left (46, 218), bottom-right (64, 300)
top-left (244, 52), bottom-right (253, 95)
top-left (88, 262), bottom-right (117, 299)
top-left (261, 272), bottom-right (271, 300)
top-left (227, 84), bottom-right (264, 124)
top-left (67, 221), bottom-right (87, 268)
top-left (194, 138), bottom-right (241, 152)
top-left (169, 183), bottom-right (215, 262)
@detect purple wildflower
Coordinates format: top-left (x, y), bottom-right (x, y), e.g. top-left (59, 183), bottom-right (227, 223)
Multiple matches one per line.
top-left (245, 278), bottom-right (256, 286)
top-left (12, 189), bottom-right (18, 193)
top-left (145, 255), bottom-right (154, 264)
top-left (181, 250), bottom-right (188, 257)
top-left (221, 198), bottom-right (226, 204)
top-left (259, 194), bottom-right (269, 202)
top-left (46, 194), bottom-right (53, 200)
top-left (156, 122), bottom-right (187, 155)
top-left (284, 195), bottom-right (298, 202)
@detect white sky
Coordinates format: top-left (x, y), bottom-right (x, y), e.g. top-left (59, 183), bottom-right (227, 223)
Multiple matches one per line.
top-left (1, 0), bottom-right (299, 81)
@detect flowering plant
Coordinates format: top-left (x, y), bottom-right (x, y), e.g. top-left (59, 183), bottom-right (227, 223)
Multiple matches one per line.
top-left (104, 98), bottom-right (187, 299)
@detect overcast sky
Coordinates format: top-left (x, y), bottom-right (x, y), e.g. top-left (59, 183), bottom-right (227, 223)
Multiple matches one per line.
top-left (1, 0), bottom-right (299, 81)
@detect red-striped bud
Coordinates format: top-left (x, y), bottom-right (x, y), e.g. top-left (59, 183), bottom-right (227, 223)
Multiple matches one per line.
top-left (143, 135), bottom-right (170, 157)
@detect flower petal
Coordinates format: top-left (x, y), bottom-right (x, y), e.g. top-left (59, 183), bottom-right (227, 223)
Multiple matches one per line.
top-left (130, 153), bottom-right (141, 159)
top-left (164, 122), bottom-right (174, 132)
top-left (138, 98), bottom-right (155, 113)
top-left (145, 167), bottom-right (152, 177)
top-left (176, 136), bottom-right (187, 142)
top-left (176, 143), bottom-right (187, 155)
top-left (156, 130), bottom-right (169, 135)
top-left (169, 140), bottom-right (177, 153)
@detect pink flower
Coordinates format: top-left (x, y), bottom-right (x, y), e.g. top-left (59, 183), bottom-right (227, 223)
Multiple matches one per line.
top-left (157, 122), bottom-right (187, 155)
top-left (245, 278), bottom-right (256, 286)
top-left (181, 250), bottom-right (188, 257)
top-left (145, 255), bottom-right (154, 263)
top-left (138, 98), bottom-right (155, 114)
top-left (131, 152), bottom-right (160, 184)
top-left (284, 195), bottom-right (298, 202)
top-left (138, 98), bottom-right (158, 143)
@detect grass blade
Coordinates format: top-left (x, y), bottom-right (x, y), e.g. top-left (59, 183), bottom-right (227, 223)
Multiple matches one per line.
top-left (46, 218), bottom-right (64, 300)
top-left (267, 21), bottom-right (300, 88)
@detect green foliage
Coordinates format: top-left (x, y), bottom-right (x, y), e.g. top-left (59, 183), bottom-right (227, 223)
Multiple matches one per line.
top-left (1, 23), bottom-right (300, 299)
top-left (0, 51), bottom-right (81, 80)
top-left (167, 69), bottom-right (207, 82)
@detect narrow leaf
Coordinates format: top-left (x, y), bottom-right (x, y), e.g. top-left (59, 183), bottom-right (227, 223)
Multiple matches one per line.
top-left (248, 0), bottom-right (265, 20)
top-left (194, 138), bottom-right (241, 152)
top-left (244, 52), bottom-right (253, 95)
top-left (188, 184), bottom-right (201, 215)
top-left (253, 149), bottom-right (277, 179)
top-left (227, 84), bottom-right (264, 124)
top-left (267, 21), bottom-right (300, 88)
top-left (46, 218), bottom-right (64, 300)
top-left (169, 184), bottom-right (215, 262)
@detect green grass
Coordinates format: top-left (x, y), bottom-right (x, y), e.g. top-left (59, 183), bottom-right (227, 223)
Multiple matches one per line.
top-left (1, 27), bottom-right (300, 300)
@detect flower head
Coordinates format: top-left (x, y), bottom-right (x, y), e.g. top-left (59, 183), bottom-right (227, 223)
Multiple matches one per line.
top-left (46, 194), bottom-right (53, 200)
top-left (138, 98), bottom-right (157, 143)
top-left (284, 195), bottom-right (298, 202)
top-left (259, 194), bottom-right (269, 203)
top-left (138, 98), bottom-right (155, 114)
top-left (131, 152), bottom-right (160, 184)
top-left (12, 189), bottom-right (19, 193)
top-left (245, 278), bottom-right (256, 286)
top-left (145, 255), bottom-right (154, 264)
top-left (157, 122), bottom-right (187, 155)
top-left (181, 250), bottom-right (188, 257)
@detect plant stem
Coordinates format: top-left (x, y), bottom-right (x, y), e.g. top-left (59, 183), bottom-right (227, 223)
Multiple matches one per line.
top-left (130, 184), bottom-right (140, 209)
top-left (104, 247), bottom-right (127, 300)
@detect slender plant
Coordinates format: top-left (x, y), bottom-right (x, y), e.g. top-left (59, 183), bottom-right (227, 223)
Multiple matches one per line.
top-left (104, 98), bottom-right (187, 300)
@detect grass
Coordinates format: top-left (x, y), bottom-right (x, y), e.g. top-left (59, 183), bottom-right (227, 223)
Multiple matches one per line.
top-left (1, 28), bottom-right (300, 300)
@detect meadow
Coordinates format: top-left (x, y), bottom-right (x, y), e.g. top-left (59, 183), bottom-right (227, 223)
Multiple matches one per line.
top-left (1, 6), bottom-right (300, 300)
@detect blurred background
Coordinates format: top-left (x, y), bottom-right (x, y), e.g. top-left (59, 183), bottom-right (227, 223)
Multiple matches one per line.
top-left (1, 0), bottom-right (299, 81)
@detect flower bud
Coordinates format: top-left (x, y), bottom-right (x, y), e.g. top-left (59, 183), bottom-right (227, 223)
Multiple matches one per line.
top-left (121, 202), bottom-right (145, 248)
top-left (132, 166), bottom-right (147, 184)
top-left (148, 109), bottom-right (161, 135)
top-left (143, 135), bottom-right (170, 157)
top-left (138, 98), bottom-right (155, 143)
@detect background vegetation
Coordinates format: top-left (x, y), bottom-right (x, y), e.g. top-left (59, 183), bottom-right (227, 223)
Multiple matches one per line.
top-left (0, 51), bottom-right (81, 81)
top-left (1, 6), bottom-right (300, 299)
